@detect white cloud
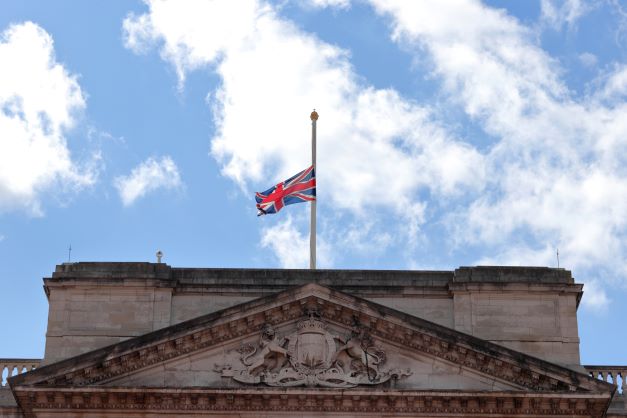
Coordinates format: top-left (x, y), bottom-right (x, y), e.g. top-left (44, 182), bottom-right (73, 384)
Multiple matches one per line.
top-left (123, 0), bottom-right (262, 88)
top-left (579, 52), bottom-right (598, 67)
top-left (369, 0), bottom-right (627, 299)
top-left (595, 64), bottom-right (627, 103)
top-left (307, 0), bottom-right (350, 9)
top-left (123, 0), bottom-right (627, 302)
top-left (540, 0), bottom-right (589, 30)
top-left (581, 279), bottom-right (610, 313)
top-left (123, 0), bottom-right (484, 262)
top-left (261, 216), bottom-right (332, 268)
top-left (609, 0), bottom-right (627, 44)
top-left (114, 156), bottom-right (182, 206)
top-left (335, 219), bottom-right (393, 255)
top-left (0, 22), bottom-right (96, 215)
top-left (475, 244), bottom-right (558, 268)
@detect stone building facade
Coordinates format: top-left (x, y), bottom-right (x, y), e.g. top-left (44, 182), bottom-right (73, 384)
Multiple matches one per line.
top-left (1, 263), bottom-right (625, 417)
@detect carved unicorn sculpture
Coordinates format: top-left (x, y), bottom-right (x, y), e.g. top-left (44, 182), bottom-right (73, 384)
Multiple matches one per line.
top-left (331, 326), bottom-right (385, 379)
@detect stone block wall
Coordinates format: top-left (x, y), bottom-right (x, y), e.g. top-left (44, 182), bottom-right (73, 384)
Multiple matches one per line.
top-left (42, 264), bottom-right (583, 367)
top-left (451, 282), bottom-right (581, 365)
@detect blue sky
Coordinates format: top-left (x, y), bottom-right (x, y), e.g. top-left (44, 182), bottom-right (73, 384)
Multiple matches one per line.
top-left (1, 0), bottom-right (626, 365)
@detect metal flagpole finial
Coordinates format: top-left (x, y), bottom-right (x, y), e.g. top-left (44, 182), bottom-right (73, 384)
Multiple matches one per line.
top-left (310, 109), bottom-right (319, 121)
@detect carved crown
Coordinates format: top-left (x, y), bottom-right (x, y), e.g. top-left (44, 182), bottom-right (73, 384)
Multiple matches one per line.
top-left (297, 315), bottom-right (327, 334)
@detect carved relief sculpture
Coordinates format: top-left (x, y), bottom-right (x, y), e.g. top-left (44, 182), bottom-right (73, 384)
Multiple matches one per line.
top-left (217, 311), bottom-right (411, 387)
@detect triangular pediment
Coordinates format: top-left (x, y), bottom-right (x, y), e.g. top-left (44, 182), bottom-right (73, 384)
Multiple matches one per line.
top-left (10, 284), bottom-right (607, 392)
top-left (9, 283), bottom-right (614, 416)
top-left (88, 317), bottom-right (519, 391)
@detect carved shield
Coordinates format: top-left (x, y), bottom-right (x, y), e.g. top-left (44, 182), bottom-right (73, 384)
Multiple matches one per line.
top-left (288, 318), bottom-right (335, 372)
top-left (297, 331), bottom-right (327, 368)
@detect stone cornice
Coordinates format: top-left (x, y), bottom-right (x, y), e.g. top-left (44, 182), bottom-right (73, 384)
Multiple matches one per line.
top-left (46, 263), bottom-right (574, 286)
top-left (448, 282), bottom-right (583, 293)
top-left (12, 387), bottom-right (612, 417)
top-left (11, 285), bottom-right (611, 395)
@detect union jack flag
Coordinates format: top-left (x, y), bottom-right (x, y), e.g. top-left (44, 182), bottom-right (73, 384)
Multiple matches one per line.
top-left (255, 166), bottom-right (316, 215)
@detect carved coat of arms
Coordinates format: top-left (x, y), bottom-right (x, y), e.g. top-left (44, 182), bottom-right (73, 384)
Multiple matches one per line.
top-left (217, 312), bottom-right (411, 388)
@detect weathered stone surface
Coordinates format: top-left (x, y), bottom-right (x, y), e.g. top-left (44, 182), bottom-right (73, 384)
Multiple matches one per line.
top-left (0, 389), bottom-right (17, 407)
top-left (51, 263), bottom-right (574, 282)
top-left (449, 281), bottom-right (583, 366)
top-left (0, 389), bottom-right (21, 418)
top-left (43, 263), bottom-right (583, 367)
top-left (7, 274), bottom-right (618, 418)
top-left (454, 266), bottom-right (574, 283)
top-left (171, 294), bottom-right (254, 324)
top-left (9, 387), bottom-right (615, 418)
top-left (14, 284), bottom-right (607, 393)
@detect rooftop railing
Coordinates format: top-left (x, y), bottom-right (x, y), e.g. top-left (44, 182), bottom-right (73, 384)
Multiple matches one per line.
top-left (585, 365), bottom-right (626, 394)
top-left (1, 358), bottom-right (41, 387)
top-left (584, 365), bottom-right (627, 413)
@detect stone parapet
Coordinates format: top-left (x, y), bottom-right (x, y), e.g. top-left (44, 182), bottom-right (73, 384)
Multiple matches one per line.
top-left (49, 263), bottom-right (574, 288)
top-left (585, 365), bottom-right (627, 414)
top-left (0, 360), bottom-right (40, 388)
top-left (454, 266), bottom-right (573, 284)
top-left (52, 262), bottom-right (171, 280)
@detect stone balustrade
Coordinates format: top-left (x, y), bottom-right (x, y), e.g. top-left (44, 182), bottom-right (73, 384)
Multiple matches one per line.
top-left (585, 365), bottom-right (627, 413)
top-left (585, 365), bottom-right (626, 394)
top-left (0, 359), bottom-right (41, 387)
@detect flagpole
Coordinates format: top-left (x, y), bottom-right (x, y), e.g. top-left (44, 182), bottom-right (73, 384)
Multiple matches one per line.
top-left (310, 109), bottom-right (318, 270)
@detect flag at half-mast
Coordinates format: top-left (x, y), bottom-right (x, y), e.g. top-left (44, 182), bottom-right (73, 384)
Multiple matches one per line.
top-left (255, 165), bottom-right (316, 216)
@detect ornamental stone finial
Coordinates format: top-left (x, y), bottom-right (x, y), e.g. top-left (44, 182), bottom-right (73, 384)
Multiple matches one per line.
top-left (310, 109), bottom-right (319, 121)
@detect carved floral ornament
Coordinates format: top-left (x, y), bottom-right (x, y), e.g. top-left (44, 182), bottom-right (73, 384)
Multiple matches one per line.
top-left (215, 309), bottom-right (411, 387)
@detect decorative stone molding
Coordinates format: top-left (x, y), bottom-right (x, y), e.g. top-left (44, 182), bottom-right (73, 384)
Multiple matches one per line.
top-left (216, 310), bottom-right (411, 387)
top-left (12, 388), bottom-right (611, 417)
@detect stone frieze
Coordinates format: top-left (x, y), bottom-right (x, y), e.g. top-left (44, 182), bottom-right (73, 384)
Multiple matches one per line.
top-left (13, 388), bottom-right (609, 417)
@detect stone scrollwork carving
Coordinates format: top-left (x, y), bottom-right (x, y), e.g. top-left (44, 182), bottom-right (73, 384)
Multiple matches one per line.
top-left (217, 311), bottom-right (411, 387)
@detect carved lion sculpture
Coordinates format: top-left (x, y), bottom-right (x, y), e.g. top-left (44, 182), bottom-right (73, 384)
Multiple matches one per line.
top-left (240, 324), bottom-right (290, 375)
